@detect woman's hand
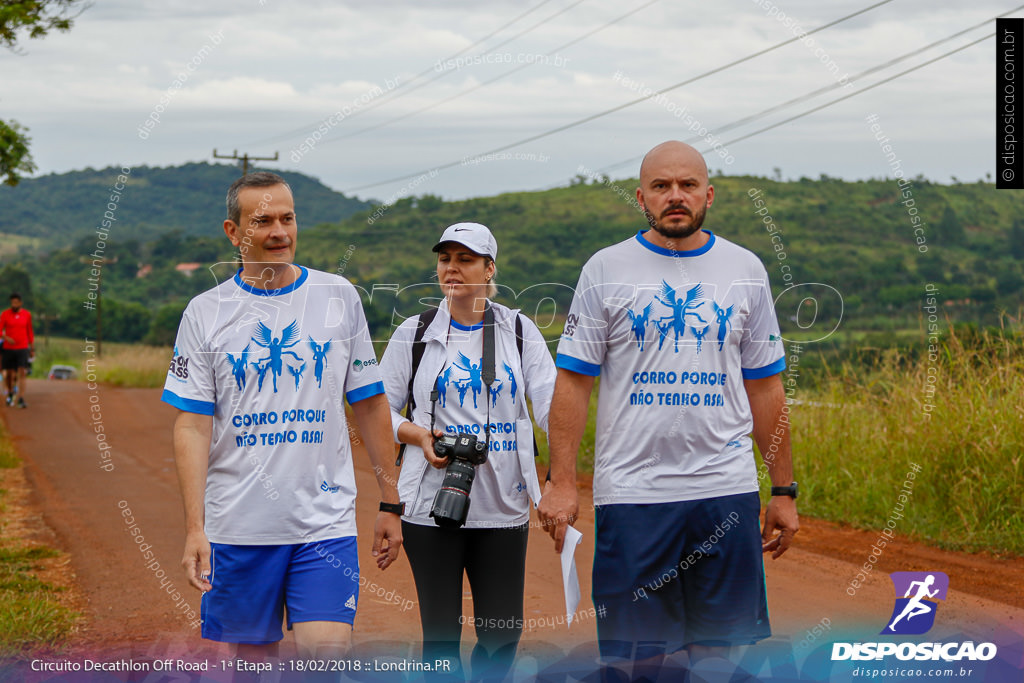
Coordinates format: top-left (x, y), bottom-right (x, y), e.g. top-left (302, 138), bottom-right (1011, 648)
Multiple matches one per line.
top-left (421, 428), bottom-right (449, 468)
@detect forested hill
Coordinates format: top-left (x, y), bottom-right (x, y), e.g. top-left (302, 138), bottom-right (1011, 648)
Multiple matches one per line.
top-left (297, 174), bottom-right (1024, 336)
top-left (0, 162), bottom-right (371, 251)
top-left (2, 172), bottom-right (1022, 346)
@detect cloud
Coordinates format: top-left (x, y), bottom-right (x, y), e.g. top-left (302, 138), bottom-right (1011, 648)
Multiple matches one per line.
top-left (0, 0), bottom-right (1007, 199)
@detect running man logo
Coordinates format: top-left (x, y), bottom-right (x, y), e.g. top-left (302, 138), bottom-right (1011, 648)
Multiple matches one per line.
top-left (881, 571), bottom-right (949, 635)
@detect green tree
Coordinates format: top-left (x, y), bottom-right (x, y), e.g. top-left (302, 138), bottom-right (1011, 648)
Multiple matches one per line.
top-left (0, 120), bottom-right (35, 186)
top-left (105, 299), bottom-right (151, 342)
top-left (0, 0), bottom-right (82, 49)
top-left (994, 262), bottom-right (1024, 296)
top-left (1011, 219), bottom-right (1024, 260)
top-left (414, 194), bottom-right (444, 212)
top-left (57, 296), bottom-right (93, 339)
top-left (150, 229), bottom-right (185, 264)
top-left (1, 0), bottom-right (87, 185)
top-left (144, 302), bottom-right (187, 346)
top-left (916, 250), bottom-right (947, 284)
top-left (935, 206), bottom-right (965, 243)
top-left (0, 263), bottom-right (33, 303)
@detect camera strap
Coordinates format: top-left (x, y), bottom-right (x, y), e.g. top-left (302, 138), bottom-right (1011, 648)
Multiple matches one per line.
top-left (399, 301), bottom-right (499, 466)
top-left (482, 302), bottom-right (496, 451)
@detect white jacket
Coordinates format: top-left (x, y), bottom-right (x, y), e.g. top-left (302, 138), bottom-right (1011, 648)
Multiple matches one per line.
top-left (379, 299), bottom-right (555, 527)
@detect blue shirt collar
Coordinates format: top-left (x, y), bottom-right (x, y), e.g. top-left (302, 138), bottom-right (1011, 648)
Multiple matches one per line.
top-left (635, 229), bottom-right (715, 257)
top-left (233, 265), bottom-right (308, 296)
top-left (450, 318), bottom-right (484, 331)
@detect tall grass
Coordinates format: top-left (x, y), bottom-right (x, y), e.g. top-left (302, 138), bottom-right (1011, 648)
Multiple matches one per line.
top-left (31, 337), bottom-right (171, 388)
top-left (537, 327), bottom-right (1022, 556)
top-left (30, 338), bottom-right (81, 378)
top-left (84, 344), bottom-right (171, 388)
top-left (0, 420), bottom-right (17, 469)
top-left (0, 547), bottom-right (80, 657)
top-left (29, 327), bottom-right (1024, 555)
top-left (791, 326), bottom-right (1024, 555)
top-left (0, 422), bottom-right (80, 657)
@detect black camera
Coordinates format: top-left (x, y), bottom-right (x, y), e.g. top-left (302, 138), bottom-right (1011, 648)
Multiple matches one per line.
top-left (430, 433), bottom-right (488, 528)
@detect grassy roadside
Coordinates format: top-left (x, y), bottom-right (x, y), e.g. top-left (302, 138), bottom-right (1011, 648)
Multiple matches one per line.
top-left (788, 327), bottom-right (1024, 556)
top-left (533, 327), bottom-right (1023, 557)
top-left (34, 337), bottom-right (171, 388)
top-left (35, 325), bottom-right (1024, 556)
top-left (0, 421), bottom-right (81, 658)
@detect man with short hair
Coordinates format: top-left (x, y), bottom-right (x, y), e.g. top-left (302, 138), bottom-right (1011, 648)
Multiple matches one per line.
top-left (163, 172), bottom-right (402, 659)
top-left (538, 141), bottom-right (798, 679)
top-left (0, 293), bottom-right (34, 409)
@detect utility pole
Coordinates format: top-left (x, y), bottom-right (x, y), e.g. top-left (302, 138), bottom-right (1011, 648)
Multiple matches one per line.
top-left (36, 313), bottom-right (58, 348)
top-left (212, 149), bottom-right (279, 176)
top-left (80, 256), bottom-right (118, 357)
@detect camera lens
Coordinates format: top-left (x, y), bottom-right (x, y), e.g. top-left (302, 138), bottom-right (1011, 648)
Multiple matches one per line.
top-left (430, 458), bottom-right (476, 528)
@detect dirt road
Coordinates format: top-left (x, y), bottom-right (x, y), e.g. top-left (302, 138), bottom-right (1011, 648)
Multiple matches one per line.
top-left (4, 379), bottom-right (1023, 680)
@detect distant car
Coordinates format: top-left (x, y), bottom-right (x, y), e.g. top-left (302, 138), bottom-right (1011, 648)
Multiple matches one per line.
top-left (48, 364), bottom-right (77, 380)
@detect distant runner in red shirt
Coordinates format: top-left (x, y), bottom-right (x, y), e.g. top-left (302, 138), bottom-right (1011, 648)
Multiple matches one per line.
top-left (0, 293), bottom-right (34, 408)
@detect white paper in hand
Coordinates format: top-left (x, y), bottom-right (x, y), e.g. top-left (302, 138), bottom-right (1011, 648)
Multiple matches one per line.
top-left (560, 525), bottom-right (584, 626)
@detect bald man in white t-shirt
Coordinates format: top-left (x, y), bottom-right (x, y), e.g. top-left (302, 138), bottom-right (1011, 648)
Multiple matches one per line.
top-left (539, 141), bottom-right (799, 678)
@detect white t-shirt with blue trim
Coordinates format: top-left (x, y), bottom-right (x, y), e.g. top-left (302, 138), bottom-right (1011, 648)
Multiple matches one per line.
top-left (556, 230), bottom-right (786, 505)
top-left (380, 299), bottom-right (555, 528)
top-left (161, 266), bottom-right (385, 544)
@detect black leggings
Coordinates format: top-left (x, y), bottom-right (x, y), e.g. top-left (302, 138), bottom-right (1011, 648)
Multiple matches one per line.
top-left (402, 521), bottom-right (529, 680)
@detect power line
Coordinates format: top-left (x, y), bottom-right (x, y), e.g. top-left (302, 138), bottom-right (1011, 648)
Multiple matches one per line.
top-left (315, 0), bottom-right (661, 147)
top-left (342, 0), bottom-right (895, 193)
top-left (348, 33), bottom-right (993, 218)
top-left (591, 6), bottom-right (1019, 176)
top-left (465, 0), bottom-right (588, 57)
top-left (431, 0), bottom-right (561, 63)
top-left (712, 33), bottom-right (993, 153)
top-left (244, 0), bottom-right (576, 147)
top-left (324, 0), bottom-right (588, 120)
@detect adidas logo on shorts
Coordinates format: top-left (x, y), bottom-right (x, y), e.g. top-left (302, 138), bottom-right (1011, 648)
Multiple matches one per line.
top-left (345, 594), bottom-right (356, 610)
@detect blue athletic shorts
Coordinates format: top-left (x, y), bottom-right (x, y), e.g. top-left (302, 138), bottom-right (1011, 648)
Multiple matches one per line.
top-left (201, 536), bottom-right (359, 644)
top-left (592, 492), bottom-right (770, 660)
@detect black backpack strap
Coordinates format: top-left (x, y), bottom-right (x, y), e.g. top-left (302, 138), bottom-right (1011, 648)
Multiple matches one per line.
top-left (515, 312), bottom-right (524, 360)
top-left (395, 307), bottom-right (439, 466)
top-left (512, 312), bottom-right (542, 460)
top-left (481, 303), bottom-right (497, 450)
top-left (482, 303), bottom-right (496, 387)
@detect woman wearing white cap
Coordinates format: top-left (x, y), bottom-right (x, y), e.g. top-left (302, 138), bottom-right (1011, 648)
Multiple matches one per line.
top-left (379, 222), bottom-right (555, 680)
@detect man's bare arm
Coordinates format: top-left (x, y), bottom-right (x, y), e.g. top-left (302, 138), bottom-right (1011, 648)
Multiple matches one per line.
top-left (744, 374), bottom-right (799, 559)
top-left (172, 410), bottom-right (213, 591)
top-left (350, 393), bottom-right (403, 570)
top-left (537, 368), bottom-right (594, 553)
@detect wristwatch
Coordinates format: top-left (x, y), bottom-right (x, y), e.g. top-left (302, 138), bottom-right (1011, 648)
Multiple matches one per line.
top-left (770, 482), bottom-right (798, 499)
top-left (379, 501), bottom-right (405, 515)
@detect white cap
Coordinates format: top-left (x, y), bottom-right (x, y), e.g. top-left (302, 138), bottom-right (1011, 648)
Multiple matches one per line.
top-left (432, 222), bottom-right (498, 260)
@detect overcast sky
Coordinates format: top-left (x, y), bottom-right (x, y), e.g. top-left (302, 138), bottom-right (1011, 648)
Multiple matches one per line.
top-left (0, 0), bottom-right (1016, 202)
